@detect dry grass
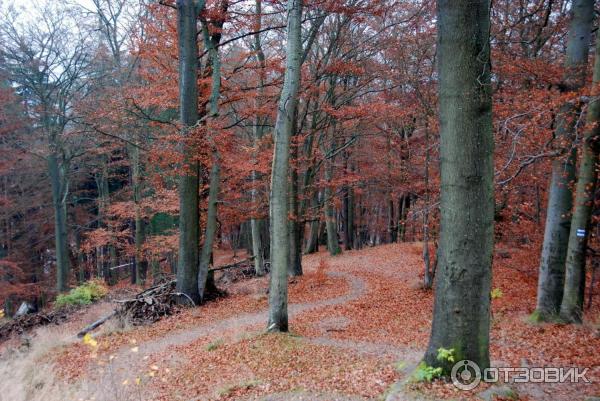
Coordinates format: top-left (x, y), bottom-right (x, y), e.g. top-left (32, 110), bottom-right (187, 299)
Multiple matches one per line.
top-left (0, 325), bottom-right (78, 401)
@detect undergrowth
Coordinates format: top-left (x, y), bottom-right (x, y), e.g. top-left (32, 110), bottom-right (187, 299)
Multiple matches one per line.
top-left (55, 280), bottom-right (108, 309)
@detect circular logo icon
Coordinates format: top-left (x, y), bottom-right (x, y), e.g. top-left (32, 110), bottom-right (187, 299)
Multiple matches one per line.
top-left (451, 360), bottom-right (481, 391)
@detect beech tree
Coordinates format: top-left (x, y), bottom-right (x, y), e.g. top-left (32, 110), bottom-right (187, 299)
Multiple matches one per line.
top-left (175, 0), bottom-right (204, 303)
top-left (268, 0), bottom-right (303, 332)
top-left (197, 0), bottom-right (228, 301)
top-left (424, 0), bottom-right (493, 372)
top-left (535, 0), bottom-right (594, 321)
top-left (561, 26), bottom-right (600, 323)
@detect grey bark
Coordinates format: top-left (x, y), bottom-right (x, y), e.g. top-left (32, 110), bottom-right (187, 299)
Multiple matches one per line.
top-left (267, 0), bottom-right (303, 332)
top-left (49, 153), bottom-right (70, 292)
top-left (343, 183), bottom-right (354, 250)
top-left (305, 191), bottom-right (320, 254)
top-left (423, 125), bottom-right (433, 289)
top-left (560, 24), bottom-right (600, 323)
top-left (198, 162), bottom-right (220, 300)
top-left (95, 157), bottom-right (116, 284)
top-left (198, 1), bottom-right (227, 301)
top-left (535, 0), bottom-right (594, 321)
top-left (424, 0), bottom-right (493, 373)
top-left (288, 139), bottom-right (303, 276)
top-left (131, 143), bottom-right (147, 286)
top-left (324, 156), bottom-right (341, 255)
top-left (251, 0), bottom-right (267, 276)
top-left (175, 0), bottom-right (205, 304)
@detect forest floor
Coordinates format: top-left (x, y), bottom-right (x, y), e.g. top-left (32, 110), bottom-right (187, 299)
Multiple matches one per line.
top-left (1, 242), bottom-right (599, 401)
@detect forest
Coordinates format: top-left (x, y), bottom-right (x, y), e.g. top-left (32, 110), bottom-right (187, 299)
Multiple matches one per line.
top-left (0, 0), bottom-right (599, 400)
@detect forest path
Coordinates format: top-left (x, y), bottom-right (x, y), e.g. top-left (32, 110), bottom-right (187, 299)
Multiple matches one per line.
top-left (77, 267), bottom-right (397, 400)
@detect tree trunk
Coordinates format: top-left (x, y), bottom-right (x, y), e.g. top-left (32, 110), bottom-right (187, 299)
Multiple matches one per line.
top-left (198, 161), bottom-right (220, 301)
top-left (397, 194), bottom-right (410, 242)
top-left (535, 0), bottom-right (594, 321)
top-left (560, 23), bottom-right (600, 323)
top-left (48, 153), bottom-right (70, 292)
top-left (175, 0), bottom-right (204, 304)
top-left (424, 0), bottom-right (493, 373)
top-left (197, 4), bottom-right (226, 301)
top-left (131, 143), bottom-right (147, 286)
top-left (268, 0), bottom-right (303, 332)
top-left (324, 158), bottom-right (341, 255)
top-left (251, 0), bottom-right (267, 276)
top-left (288, 144), bottom-right (303, 276)
top-left (305, 191), bottom-right (320, 254)
top-left (423, 125), bottom-right (433, 289)
top-left (343, 184), bottom-right (354, 250)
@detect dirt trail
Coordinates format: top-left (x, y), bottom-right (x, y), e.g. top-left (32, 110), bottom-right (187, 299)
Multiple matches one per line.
top-left (78, 270), bottom-right (374, 400)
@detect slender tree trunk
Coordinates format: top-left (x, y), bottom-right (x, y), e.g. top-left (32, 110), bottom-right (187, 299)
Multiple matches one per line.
top-left (198, 4), bottom-right (226, 300)
top-left (535, 0), bottom-right (594, 321)
top-left (175, 0), bottom-right (204, 304)
top-left (288, 140), bottom-right (302, 276)
top-left (95, 158), bottom-right (116, 284)
top-left (305, 191), bottom-right (320, 254)
top-left (251, 0), bottom-right (267, 276)
top-left (324, 158), bottom-right (341, 255)
top-left (343, 184), bottom-right (354, 250)
top-left (198, 162), bottom-right (220, 300)
top-left (423, 125), bottom-right (433, 289)
top-left (397, 195), bottom-right (409, 242)
top-left (151, 257), bottom-right (160, 285)
top-left (268, 0), bottom-right (303, 332)
top-left (48, 153), bottom-right (70, 292)
top-left (560, 25), bottom-right (600, 323)
top-left (424, 0), bottom-right (493, 373)
top-left (131, 143), bottom-right (147, 286)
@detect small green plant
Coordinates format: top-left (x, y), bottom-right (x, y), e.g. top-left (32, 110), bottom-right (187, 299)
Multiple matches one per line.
top-left (205, 339), bottom-right (224, 351)
top-left (55, 280), bottom-right (107, 308)
top-left (436, 347), bottom-right (455, 363)
top-left (413, 361), bottom-right (443, 382)
top-left (491, 288), bottom-right (503, 299)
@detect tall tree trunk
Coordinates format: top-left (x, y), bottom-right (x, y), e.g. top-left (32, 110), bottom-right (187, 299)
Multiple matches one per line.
top-left (95, 157), bottom-right (115, 284)
top-left (198, 3), bottom-right (227, 301)
top-left (268, 0), bottom-right (302, 332)
top-left (131, 143), bottom-right (147, 286)
top-left (397, 194), bottom-right (410, 242)
top-left (48, 153), bottom-right (70, 292)
top-left (251, 0), bottom-right (267, 276)
top-left (251, 218), bottom-right (266, 275)
top-left (288, 139), bottom-right (303, 276)
top-left (424, 0), bottom-right (493, 373)
top-left (387, 197), bottom-right (395, 243)
top-left (423, 125), bottom-right (433, 289)
top-left (324, 158), bottom-right (341, 255)
top-left (535, 0), bottom-right (594, 321)
top-left (343, 184), bottom-right (354, 250)
top-left (175, 0), bottom-right (204, 304)
top-left (305, 191), bottom-right (320, 254)
top-left (560, 25), bottom-right (600, 323)
top-left (198, 161), bottom-right (220, 300)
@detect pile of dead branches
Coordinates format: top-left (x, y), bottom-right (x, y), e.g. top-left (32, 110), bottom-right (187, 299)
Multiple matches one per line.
top-left (0, 307), bottom-right (73, 341)
top-left (77, 259), bottom-right (254, 337)
top-left (213, 257), bottom-right (257, 285)
top-left (113, 279), bottom-right (192, 326)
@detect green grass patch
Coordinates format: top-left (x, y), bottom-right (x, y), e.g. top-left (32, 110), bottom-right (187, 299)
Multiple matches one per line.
top-left (205, 339), bottom-right (224, 351)
top-left (55, 280), bottom-right (107, 308)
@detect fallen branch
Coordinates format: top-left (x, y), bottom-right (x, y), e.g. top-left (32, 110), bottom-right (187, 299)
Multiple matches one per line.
top-left (210, 256), bottom-right (255, 272)
top-left (77, 311), bottom-right (117, 338)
